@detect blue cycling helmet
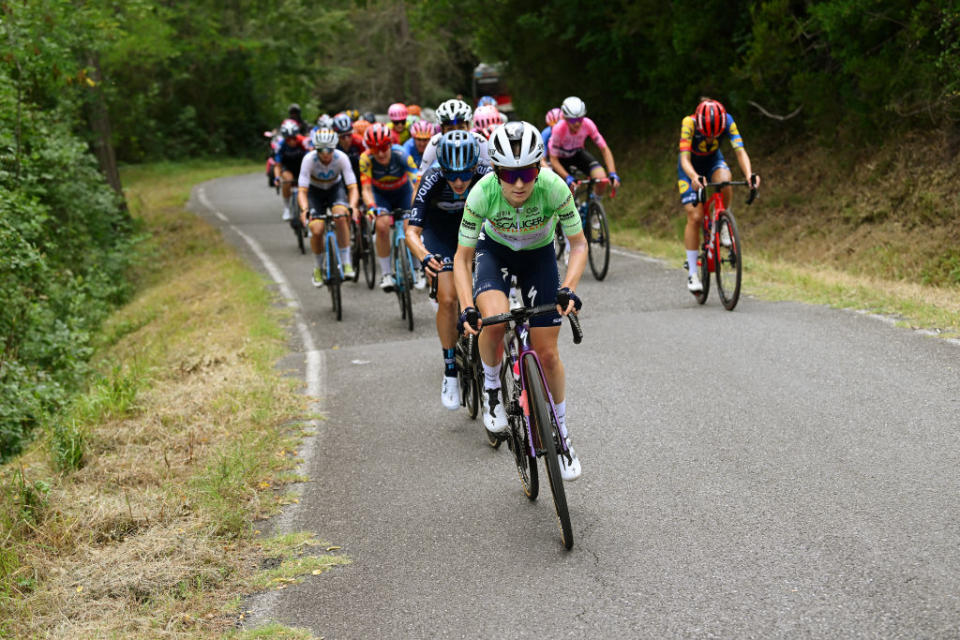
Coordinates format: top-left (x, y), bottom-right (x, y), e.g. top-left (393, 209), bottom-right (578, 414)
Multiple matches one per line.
top-left (477, 95), bottom-right (497, 108)
top-left (332, 113), bottom-right (353, 135)
top-left (438, 130), bottom-right (480, 172)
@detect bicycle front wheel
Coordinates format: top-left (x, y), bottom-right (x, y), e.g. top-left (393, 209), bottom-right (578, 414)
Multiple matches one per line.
top-left (715, 211), bottom-right (742, 311)
top-left (524, 353), bottom-right (572, 549)
top-left (361, 216), bottom-right (376, 289)
top-left (400, 248), bottom-right (414, 332)
top-left (461, 335), bottom-right (480, 420)
top-left (502, 360), bottom-right (536, 495)
top-left (326, 249), bottom-right (342, 322)
top-left (586, 200), bottom-right (610, 280)
top-left (349, 218), bottom-right (361, 283)
top-left (290, 195), bottom-right (305, 254)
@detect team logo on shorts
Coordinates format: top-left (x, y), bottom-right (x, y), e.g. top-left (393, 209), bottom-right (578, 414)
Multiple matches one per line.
top-left (678, 179), bottom-right (690, 193)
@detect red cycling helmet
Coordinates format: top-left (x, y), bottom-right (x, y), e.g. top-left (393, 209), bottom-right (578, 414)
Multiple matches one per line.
top-left (694, 100), bottom-right (727, 138)
top-left (364, 122), bottom-right (392, 151)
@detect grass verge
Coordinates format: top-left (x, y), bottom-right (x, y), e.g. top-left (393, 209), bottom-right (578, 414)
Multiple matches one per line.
top-left (0, 159), bottom-right (342, 638)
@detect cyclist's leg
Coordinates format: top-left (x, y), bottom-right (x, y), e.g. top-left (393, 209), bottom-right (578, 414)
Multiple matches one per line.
top-left (330, 182), bottom-right (352, 271)
top-left (710, 152), bottom-right (733, 211)
top-left (372, 189), bottom-right (395, 282)
top-left (280, 169), bottom-right (295, 218)
top-left (679, 161), bottom-right (704, 280)
top-left (307, 187), bottom-right (328, 252)
top-left (518, 242), bottom-right (564, 401)
top-left (574, 150), bottom-right (606, 196)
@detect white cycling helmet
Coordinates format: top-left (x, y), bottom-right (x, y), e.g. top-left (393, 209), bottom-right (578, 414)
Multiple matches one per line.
top-left (312, 128), bottom-right (338, 150)
top-left (487, 121), bottom-right (543, 168)
top-left (560, 96), bottom-right (587, 118)
top-left (435, 99), bottom-right (473, 126)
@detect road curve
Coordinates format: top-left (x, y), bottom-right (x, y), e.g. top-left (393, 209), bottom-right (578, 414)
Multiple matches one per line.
top-left (190, 173), bottom-right (960, 640)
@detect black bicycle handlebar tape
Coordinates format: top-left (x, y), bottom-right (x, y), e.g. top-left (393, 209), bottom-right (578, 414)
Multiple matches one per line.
top-left (567, 312), bottom-right (583, 344)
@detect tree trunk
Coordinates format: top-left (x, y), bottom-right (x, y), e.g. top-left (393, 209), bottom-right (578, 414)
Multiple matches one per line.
top-left (86, 53), bottom-right (127, 212)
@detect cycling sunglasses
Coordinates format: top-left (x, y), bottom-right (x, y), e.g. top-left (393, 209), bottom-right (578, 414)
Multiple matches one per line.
top-left (564, 117), bottom-right (583, 125)
top-left (318, 146), bottom-right (336, 154)
top-left (443, 169), bottom-right (474, 182)
top-left (496, 166), bottom-right (539, 184)
top-left (391, 119), bottom-right (407, 127)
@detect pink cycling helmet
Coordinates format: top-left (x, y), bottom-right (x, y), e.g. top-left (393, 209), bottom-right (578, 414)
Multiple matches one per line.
top-left (388, 103), bottom-right (408, 122)
top-left (473, 105), bottom-right (501, 130)
top-left (545, 107), bottom-right (562, 127)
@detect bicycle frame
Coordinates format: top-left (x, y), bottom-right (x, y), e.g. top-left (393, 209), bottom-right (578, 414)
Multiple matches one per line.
top-left (389, 210), bottom-right (416, 293)
top-left (318, 210), bottom-right (345, 280)
top-left (698, 180), bottom-right (755, 273)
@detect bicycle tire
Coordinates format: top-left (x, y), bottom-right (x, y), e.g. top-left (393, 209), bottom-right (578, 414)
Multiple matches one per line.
top-left (504, 358), bottom-right (536, 497)
top-left (586, 200), bottom-right (611, 281)
top-left (524, 353), bottom-right (572, 549)
top-left (326, 241), bottom-right (343, 322)
top-left (715, 211), bottom-right (742, 311)
top-left (553, 225), bottom-right (566, 264)
top-left (400, 247), bottom-right (414, 332)
top-left (349, 218), bottom-right (361, 283)
top-left (290, 194), bottom-right (305, 254)
top-left (361, 216), bottom-right (376, 289)
top-left (461, 336), bottom-right (480, 420)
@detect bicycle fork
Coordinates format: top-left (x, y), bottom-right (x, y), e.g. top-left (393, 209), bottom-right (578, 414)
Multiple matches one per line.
top-left (508, 332), bottom-right (570, 460)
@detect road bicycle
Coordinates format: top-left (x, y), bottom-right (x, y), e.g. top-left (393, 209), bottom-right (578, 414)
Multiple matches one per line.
top-left (554, 176), bottom-right (616, 280)
top-left (353, 209), bottom-right (376, 289)
top-left (281, 179), bottom-right (307, 254)
top-left (383, 208), bottom-right (417, 332)
top-left (689, 181), bottom-right (756, 311)
top-left (313, 208), bottom-right (347, 321)
top-left (478, 298), bottom-right (583, 550)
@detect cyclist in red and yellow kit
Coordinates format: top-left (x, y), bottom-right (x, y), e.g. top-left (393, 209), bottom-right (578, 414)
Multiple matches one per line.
top-left (677, 98), bottom-right (760, 292)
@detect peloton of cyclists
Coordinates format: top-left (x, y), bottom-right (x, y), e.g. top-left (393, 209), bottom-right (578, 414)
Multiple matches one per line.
top-left (454, 121), bottom-right (586, 481)
top-left (406, 130), bottom-right (491, 410)
top-left (677, 97), bottom-right (760, 293)
top-left (298, 128), bottom-right (360, 286)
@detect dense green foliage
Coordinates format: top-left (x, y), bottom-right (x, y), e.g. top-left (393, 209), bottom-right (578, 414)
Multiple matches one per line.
top-left (1, 4), bottom-right (135, 460)
top-left (432, 0), bottom-right (959, 138)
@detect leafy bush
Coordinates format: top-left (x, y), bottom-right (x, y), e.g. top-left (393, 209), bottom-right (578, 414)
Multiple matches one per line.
top-left (0, 72), bottom-right (136, 460)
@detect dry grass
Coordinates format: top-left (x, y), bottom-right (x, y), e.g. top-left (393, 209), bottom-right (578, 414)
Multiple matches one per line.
top-left (0, 161), bottom-right (337, 639)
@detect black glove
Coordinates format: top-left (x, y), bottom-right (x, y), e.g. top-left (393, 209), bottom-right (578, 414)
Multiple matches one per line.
top-left (459, 306), bottom-right (480, 333)
top-left (421, 254), bottom-right (440, 277)
top-left (307, 208), bottom-right (318, 219)
top-left (750, 173), bottom-right (759, 189)
top-left (556, 287), bottom-right (582, 312)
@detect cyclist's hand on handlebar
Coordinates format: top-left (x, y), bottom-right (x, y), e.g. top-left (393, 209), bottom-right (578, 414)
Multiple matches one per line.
top-left (421, 253), bottom-right (443, 277)
top-left (750, 173), bottom-right (761, 189)
top-left (459, 306), bottom-right (481, 335)
top-left (555, 287), bottom-right (582, 316)
top-left (608, 172), bottom-right (621, 189)
top-left (565, 174), bottom-right (576, 191)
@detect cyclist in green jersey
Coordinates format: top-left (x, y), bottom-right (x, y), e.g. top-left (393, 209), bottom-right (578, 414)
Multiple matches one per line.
top-left (453, 121), bottom-right (587, 481)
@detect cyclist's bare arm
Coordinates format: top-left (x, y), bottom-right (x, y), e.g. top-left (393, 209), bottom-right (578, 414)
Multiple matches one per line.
top-left (734, 147), bottom-right (759, 187)
top-left (361, 183), bottom-right (376, 210)
top-left (346, 183), bottom-right (360, 212)
top-left (297, 186), bottom-right (309, 217)
top-left (679, 151), bottom-right (702, 186)
top-left (561, 231), bottom-right (588, 315)
top-left (599, 145), bottom-right (617, 178)
top-left (453, 244), bottom-right (479, 331)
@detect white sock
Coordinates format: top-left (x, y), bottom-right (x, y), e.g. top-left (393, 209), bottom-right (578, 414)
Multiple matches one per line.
top-left (686, 250), bottom-right (699, 276)
top-left (379, 256), bottom-right (392, 275)
top-left (555, 400), bottom-right (568, 439)
top-left (482, 361), bottom-right (501, 390)
top-left (315, 253), bottom-right (324, 268)
top-left (340, 248), bottom-right (351, 268)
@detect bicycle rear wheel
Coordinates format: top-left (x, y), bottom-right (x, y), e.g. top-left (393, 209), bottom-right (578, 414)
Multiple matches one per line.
top-left (586, 200), bottom-right (610, 280)
top-left (361, 216), bottom-right (376, 289)
top-left (400, 247), bottom-right (414, 332)
top-left (349, 217), bottom-right (361, 283)
top-left (715, 211), bottom-right (742, 311)
top-left (524, 353), bottom-right (572, 549)
top-left (458, 335), bottom-right (480, 420)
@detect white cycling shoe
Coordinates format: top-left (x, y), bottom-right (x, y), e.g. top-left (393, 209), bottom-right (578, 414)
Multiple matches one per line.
top-left (719, 225), bottom-right (732, 247)
top-left (687, 273), bottom-right (703, 293)
top-left (559, 438), bottom-right (581, 481)
top-left (441, 376), bottom-right (460, 410)
top-left (414, 268), bottom-right (427, 290)
top-left (482, 387), bottom-right (508, 433)
top-left (380, 274), bottom-right (396, 292)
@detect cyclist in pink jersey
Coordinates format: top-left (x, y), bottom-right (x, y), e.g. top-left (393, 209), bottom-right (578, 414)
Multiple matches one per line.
top-left (548, 96), bottom-right (620, 196)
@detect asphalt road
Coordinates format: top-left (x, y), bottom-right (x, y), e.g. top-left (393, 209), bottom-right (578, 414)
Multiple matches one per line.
top-left (190, 173), bottom-right (960, 639)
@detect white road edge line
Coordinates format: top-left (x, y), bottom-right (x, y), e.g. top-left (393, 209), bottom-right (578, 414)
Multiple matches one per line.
top-left (195, 186), bottom-right (324, 624)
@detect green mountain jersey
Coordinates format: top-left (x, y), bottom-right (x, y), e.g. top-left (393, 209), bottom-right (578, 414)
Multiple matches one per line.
top-left (458, 169), bottom-right (581, 251)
